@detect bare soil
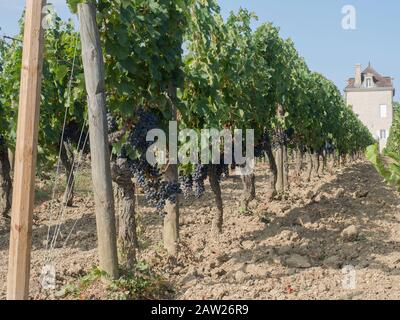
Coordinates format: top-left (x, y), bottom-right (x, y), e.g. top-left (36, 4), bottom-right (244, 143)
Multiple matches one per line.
top-left (1, 160), bottom-right (400, 300)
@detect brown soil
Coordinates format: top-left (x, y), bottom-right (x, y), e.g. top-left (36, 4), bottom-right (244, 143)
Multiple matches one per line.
top-left (1, 160), bottom-right (400, 300)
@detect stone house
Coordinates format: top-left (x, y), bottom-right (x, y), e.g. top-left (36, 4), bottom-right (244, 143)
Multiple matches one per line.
top-left (344, 63), bottom-right (395, 151)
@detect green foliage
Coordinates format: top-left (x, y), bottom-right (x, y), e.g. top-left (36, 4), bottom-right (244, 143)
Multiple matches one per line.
top-left (386, 102), bottom-right (400, 154)
top-left (66, 0), bottom-right (83, 13)
top-left (181, 4), bottom-right (259, 131)
top-left (366, 144), bottom-right (400, 191)
top-left (0, 35), bottom-right (19, 146)
top-left (1, 0), bottom-right (374, 173)
top-left (61, 263), bottom-right (169, 300)
top-left (107, 265), bottom-right (155, 300)
top-left (0, 13), bottom-right (86, 168)
top-left (67, 0), bottom-right (375, 164)
top-left (95, 0), bottom-right (187, 122)
top-left (182, 10), bottom-right (374, 154)
top-left (67, 0), bottom-right (190, 164)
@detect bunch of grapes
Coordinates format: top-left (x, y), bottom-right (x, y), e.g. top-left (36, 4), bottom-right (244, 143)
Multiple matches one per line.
top-left (178, 162), bottom-right (228, 200)
top-left (159, 181), bottom-right (181, 206)
top-left (214, 153), bottom-right (230, 181)
top-left (119, 109), bottom-right (181, 214)
top-left (125, 155), bottom-right (181, 213)
top-left (179, 175), bottom-right (193, 199)
top-left (324, 140), bottom-right (334, 154)
top-left (61, 120), bottom-right (89, 153)
top-left (128, 109), bottom-right (158, 150)
top-left (299, 144), bottom-right (307, 154)
top-left (272, 127), bottom-right (295, 149)
top-left (285, 127), bottom-right (295, 141)
top-left (107, 113), bottom-right (118, 133)
top-left (215, 163), bottom-right (229, 181)
top-left (254, 131), bottom-right (270, 158)
top-left (271, 130), bottom-right (287, 149)
top-left (63, 120), bottom-right (80, 143)
top-left (192, 164), bottom-right (208, 198)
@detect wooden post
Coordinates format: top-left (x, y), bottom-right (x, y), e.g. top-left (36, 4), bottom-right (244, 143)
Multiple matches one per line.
top-left (78, 3), bottom-right (119, 279)
top-left (7, 0), bottom-right (46, 300)
top-left (163, 84), bottom-right (180, 256)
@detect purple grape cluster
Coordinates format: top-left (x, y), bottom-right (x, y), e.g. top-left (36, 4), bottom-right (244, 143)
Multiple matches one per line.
top-left (192, 164), bottom-right (208, 198)
top-left (119, 109), bottom-right (181, 214)
top-left (107, 112), bottom-right (118, 133)
top-left (254, 131), bottom-right (270, 158)
top-left (178, 175), bottom-right (193, 199)
top-left (216, 163), bottom-right (229, 182)
top-left (127, 109), bottom-right (158, 151)
top-left (178, 161), bottom-right (229, 200)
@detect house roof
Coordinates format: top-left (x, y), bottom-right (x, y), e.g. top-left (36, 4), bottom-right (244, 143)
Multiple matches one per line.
top-left (346, 63), bottom-right (393, 89)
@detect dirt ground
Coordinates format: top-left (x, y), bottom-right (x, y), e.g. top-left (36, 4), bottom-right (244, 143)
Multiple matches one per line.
top-left (1, 160), bottom-right (400, 300)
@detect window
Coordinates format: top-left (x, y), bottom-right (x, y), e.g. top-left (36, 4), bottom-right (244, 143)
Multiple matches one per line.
top-left (380, 105), bottom-right (387, 118)
top-left (380, 129), bottom-right (387, 140)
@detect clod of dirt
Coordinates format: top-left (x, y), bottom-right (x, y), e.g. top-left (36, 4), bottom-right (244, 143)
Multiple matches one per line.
top-left (180, 267), bottom-right (199, 287)
top-left (285, 254), bottom-right (311, 268)
top-left (241, 240), bottom-right (255, 250)
top-left (306, 191), bottom-right (315, 200)
top-left (234, 270), bottom-right (248, 283)
top-left (296, 214), bottom-right (312, 227)
top-left (341, 225), bottom-right (359, 242)
top-left (323, 255), bottom-right (341, 268)
top-left (315, 193), bottom-right (328, 203)
top-left (335, 188), bottom-right (346, 198)
top-left (246, 264), bottom-right (270, 278)
top-left (279, 230), bottom-right (300, 242)
top-left (216, 254), bottom-right (230, 265)
top-left (277, 246), bottom-right (292, 255)
top-left (354, 190), bottom-right (369, 199)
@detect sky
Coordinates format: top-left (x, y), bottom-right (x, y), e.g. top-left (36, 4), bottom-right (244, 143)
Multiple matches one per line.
top-left (0, 0), bottom-right (399, 97)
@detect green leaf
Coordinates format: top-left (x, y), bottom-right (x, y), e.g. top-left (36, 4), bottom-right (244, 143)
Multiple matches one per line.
top-left (55, 65), bottom-right (69, 84)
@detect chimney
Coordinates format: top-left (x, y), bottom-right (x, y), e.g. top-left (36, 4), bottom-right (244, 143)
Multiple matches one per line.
top-left (354, 64), bottom-right (362, 87)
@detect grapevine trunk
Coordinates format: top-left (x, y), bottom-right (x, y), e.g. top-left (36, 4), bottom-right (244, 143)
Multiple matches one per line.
top-left (283, 144), bottom-right (289, 190)
top-left (111, 159), bottom-right (138, 268)
top-left (307, 150), bottom-right (313, 182)
top-left (241, 173), bottom-right (255, 212)
top-left (265, 137), bottom-right (278, 199)
top-left (60, 142), bottom-right (75, 207)
top-left (0, 139), bottom-right (12, 218)
top-left (208, 165), bottom-right (223, 234)
top-left (312, 152), bottom-right (320, 178)
top-left (117, 182), bottom-right (138, 268)
top-left (295, 147), bottom-right (304, 177)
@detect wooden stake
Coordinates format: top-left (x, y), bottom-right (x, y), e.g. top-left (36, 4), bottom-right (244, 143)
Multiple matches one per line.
top-left (7, 0), bottom-right (46, 300)
top-left (78, 3), bottom-right (119, 279)
top-left (163, 83), bottom-right (180, 256)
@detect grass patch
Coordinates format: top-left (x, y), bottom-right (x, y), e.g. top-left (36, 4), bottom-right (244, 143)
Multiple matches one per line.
top-left (60, 262), bottom-right (173, 300)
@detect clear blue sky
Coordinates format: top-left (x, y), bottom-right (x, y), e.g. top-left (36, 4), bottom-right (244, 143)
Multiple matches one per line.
top-left (1, 1), bottom-right (399, 97)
